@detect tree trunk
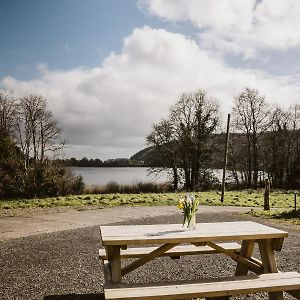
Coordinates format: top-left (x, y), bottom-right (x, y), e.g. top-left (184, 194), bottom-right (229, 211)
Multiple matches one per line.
top-left (172, 167), bottom-right (178, 191)
top-left (264, 179), bottom-right (270, 211)
top-left (221, 114), bottom-right (230, 202)
top-left (246, 133), bottom-right (252, 188)
top-left (184, 167), bottom-right (191, 191)
top-left (253, 138), bottom-right (258, 189)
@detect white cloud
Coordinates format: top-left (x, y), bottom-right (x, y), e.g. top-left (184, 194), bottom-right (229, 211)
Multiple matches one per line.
top-left (2, 27), bottom-right (300, 158)
top-left (139, 0), bottom-right (300, 58)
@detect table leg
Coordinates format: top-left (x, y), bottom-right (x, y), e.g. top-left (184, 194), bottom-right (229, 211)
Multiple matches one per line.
top-left (235, 240), bottom-right (255, 276)
top-left (106, 245), bottom-right (122, 284)
top-left (258, 239), bottom-right (284, 300)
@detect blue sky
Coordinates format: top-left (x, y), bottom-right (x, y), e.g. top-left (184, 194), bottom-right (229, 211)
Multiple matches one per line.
top-left (0, 0), bottom-right (195, 80)
top-left (1, 0), bottom-right (300, 159)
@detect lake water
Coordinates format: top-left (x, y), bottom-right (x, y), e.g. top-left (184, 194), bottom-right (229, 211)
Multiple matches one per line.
top-left (72, 167), bottom-right (225, 186)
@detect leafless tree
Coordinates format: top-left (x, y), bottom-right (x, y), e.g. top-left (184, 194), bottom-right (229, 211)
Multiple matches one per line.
top-left (15, 95), bottom-right (63, 171)
top-left (0, 92), bottom-right (17, 134)
top-left (233, 88), bottom-right (271, 188)
top-left (262, 104), bottom-right (300, 187)
top-left (170, 90), bottom-right (219, 190)
top-left (148, 89), bottom-right (220, 191)
top-left (146, 119), bottom-right (179, 190)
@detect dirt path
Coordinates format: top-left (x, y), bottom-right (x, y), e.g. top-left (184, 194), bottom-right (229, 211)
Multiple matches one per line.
top-left (0, 205), bottom-right (256, 241)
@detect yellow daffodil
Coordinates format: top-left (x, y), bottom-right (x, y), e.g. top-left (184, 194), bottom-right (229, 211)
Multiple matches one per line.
top-left (178, 194), bottom-right (199, 229)
top-left (178, 201), bottom-right (184, 209)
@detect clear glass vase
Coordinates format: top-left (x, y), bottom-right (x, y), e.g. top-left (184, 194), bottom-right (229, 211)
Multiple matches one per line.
top-left (183, 213), bottom-right (196, 230)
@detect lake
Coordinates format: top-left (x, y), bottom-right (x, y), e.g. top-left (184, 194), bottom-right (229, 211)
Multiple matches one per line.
top-left (72, 167), bottom-right (226, 186)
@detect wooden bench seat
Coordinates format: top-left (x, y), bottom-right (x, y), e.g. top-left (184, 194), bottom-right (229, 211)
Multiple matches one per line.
top-left (104, 271), bottom-right (300, 300)
top-left (99, 242), bottom-right (241, 260)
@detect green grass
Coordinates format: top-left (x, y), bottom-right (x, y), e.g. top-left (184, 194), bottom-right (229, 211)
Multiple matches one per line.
top-left (247, 208), bottom-right (300, 225)
top-left (0, 189), bottom-right (299, 211)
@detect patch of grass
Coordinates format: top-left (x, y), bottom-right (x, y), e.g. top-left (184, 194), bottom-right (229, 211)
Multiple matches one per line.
top-left (0, 189), bottom-right (299, 211)
top-left (247, 208), bottom-right (300, 225)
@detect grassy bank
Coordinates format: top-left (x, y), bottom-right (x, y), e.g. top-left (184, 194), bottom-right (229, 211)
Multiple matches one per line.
top-left (0, 189), bottom-right (298, 210)
top-left (248, 208), bottom-right (300, 225)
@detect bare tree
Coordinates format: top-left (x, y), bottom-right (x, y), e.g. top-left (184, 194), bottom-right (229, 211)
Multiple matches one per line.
top-left (170, 90), bottom-right (219, 190)
top-left (0, 92), bottom-right (17, 134)
top-left (0, 93), bottom-right (84, 198)
top-left (15, 95), bottom-right (63, 171)
top-left (262, 104), bottom-right (300, 188)
top-left (146, 119), bottom-right (179, 190)
top-left (148, 89), bottom-right (219, 191)
top-left (233, 88), bottom-right (271, 188)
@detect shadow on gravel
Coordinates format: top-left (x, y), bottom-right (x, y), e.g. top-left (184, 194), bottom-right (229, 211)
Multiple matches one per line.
top-left (44, 294), bottom-right (104, 300)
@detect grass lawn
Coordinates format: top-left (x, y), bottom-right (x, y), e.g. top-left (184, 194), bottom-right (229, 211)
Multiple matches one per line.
top-left (0, 189), bottom-right (298, 211)
top-left (248, 208), bottom-right (300, 225)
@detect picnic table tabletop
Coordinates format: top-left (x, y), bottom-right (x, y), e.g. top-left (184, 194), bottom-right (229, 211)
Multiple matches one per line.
top-left (100, 221), bottom-right (288, 246)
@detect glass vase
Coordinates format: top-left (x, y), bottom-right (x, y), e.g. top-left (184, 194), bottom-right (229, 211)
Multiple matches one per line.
top-left (183, 213), bottom-right (196, 230)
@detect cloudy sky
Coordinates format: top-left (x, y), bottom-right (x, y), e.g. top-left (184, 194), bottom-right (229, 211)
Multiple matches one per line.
top-left (1, 0), bottom-right (300, 159)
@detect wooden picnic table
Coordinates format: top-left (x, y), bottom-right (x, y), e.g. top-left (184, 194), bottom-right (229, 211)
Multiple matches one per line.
top-left (99, 221), bottom-right (300, 300)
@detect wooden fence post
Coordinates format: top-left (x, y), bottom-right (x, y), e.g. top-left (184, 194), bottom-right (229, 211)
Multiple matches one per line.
top-left (221, 114), bottom-right (230, 203)
top-left (264, 179), bottom-right (270, 211)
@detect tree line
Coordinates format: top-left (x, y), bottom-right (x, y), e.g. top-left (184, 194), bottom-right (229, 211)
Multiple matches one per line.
top-left (58, 157), bottom-right (144, 168)
top-left (147, 88), bottom-right (300, 191)
top-left (0, 92), bottom-right (84, 199)
top-left (1, 87), bottom-right (299, 198)
top-left (230, 88), bottom-right (299, 189)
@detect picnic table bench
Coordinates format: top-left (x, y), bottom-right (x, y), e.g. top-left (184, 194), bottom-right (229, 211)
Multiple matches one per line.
top-left (99, 221), bottom-right (300, 299)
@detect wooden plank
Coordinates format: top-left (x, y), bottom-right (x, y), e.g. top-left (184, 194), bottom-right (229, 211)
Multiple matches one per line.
top-left (272, 238), bottom-right (284, 251)
top-left (207, 241), bottom-right (263, 274)
top-left (258, 240), bottom-right (279, 273)
top-left (121, 243), bottom-right (178, 276)
top-left (105, 272), bottom-right (300, 300)
top-left (249, 257), bottom-right (264, 274)
top-left (235, 240), bottom-right (255, 276)
top-left (100, 222), bottom-right (288, 246)
top-left (106, 246), bottom-right (122, 284)
top-left (258, 239), bottom-right (283, 300)
top-left (99, 242), bottom-right (241, 259)
top-left (103, 259), bottom-right (112, 284)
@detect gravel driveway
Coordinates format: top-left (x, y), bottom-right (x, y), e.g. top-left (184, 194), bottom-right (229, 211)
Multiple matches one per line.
top-left (0, 207), bottom-right (299, 300)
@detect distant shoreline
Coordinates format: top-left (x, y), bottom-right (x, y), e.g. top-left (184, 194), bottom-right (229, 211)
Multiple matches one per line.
top-left (70, 165), bottom-right (147, 168)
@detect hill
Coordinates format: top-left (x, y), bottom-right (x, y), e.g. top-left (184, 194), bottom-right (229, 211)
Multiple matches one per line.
top-left (130, 133), bottom-right (246, 169)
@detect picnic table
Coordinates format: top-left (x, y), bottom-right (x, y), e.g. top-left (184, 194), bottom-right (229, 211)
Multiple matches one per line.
top-left (99, 221), bottom-right (300, 300)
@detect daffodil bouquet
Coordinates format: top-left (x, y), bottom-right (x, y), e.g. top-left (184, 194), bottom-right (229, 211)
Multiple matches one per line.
top-left (178, 194), bottom-right (199, 230)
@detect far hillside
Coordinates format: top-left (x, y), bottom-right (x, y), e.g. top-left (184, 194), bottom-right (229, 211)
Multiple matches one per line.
top-left (131, 133), bottom-right (246, 169)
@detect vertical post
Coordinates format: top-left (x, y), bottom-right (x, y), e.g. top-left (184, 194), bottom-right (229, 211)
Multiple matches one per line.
top-left (264, 179), bottom-right (270, 211)
top-left (295, 192), bottom-right (297, 211)
top-left (106, 246), bottom-right (122, 284)
top-left (258, 239), bottom-right (284, 300)
top-left (221, 114), bottom-right (230, 203)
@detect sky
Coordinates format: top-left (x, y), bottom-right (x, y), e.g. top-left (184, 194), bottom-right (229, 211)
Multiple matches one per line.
top-left (1, 0), bottom-right (300, 160)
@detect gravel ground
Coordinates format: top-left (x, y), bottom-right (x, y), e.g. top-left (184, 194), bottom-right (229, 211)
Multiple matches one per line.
top-left (0, 210), bottom-right (299, 300)
top-left (0, 206), bottom-right (254, 241)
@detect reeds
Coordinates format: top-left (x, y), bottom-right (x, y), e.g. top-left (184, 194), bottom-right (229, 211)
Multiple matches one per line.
top-left (84, 181), bottom-right (173, 194)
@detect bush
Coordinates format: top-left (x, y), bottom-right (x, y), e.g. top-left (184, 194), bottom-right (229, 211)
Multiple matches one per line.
top-left (0, 158), bottom-right (85, 199)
